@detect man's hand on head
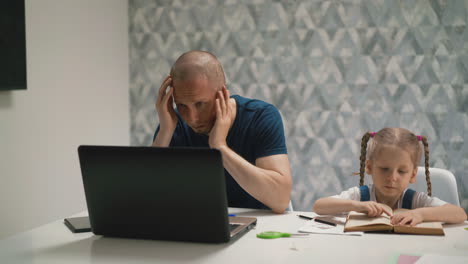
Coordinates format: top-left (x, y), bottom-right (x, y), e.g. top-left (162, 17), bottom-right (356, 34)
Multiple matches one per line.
top-left (208, 87), bottom-right (234, 149)
top-left (153, 75), bottom-right (178, 147)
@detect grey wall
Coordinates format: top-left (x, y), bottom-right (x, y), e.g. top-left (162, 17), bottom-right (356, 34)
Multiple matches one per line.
top-left (0, 0), bottom-right (129, 239)
top-left (129, 0), bottom-right (468, 212)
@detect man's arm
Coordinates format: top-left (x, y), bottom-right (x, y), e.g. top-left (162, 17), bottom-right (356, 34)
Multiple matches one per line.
top-left (209, 87), bottom-right (292, 213)
top-left (218, 147), bottom-right (292, 213)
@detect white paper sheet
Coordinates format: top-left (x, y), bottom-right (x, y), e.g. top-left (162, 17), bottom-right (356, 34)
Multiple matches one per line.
top-left (298, 214), bottom-right (362, 236)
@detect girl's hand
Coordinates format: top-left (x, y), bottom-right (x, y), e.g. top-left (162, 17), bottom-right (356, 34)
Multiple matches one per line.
top-left (354, 201), bottom-right (393, 217)
top-left (391, 210), bottom-right (424, 226)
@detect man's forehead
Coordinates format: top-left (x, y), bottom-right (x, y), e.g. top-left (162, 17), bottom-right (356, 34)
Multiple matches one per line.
top-left (174, 76), bottom-right (217, 90)
top-left (173, 91), bottom-right (213, 103)
top-left (173, 82), bottom-right (216, 103)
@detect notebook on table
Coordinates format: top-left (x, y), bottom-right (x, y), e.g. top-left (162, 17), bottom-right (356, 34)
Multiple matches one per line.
top-left (77, 145), bottom-right (257, 243)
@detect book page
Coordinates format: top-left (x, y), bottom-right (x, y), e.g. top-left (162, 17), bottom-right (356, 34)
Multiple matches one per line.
top-left (346, 211), bottom-right (392, 228)
top-left (392, 209), bottom-right (444, 235)
top-left (412, 222), bottom-right (443, 229)
top-left (394, 222), bottom-right (444, 236)
top-left (393, 209), bottom-right (443, 229)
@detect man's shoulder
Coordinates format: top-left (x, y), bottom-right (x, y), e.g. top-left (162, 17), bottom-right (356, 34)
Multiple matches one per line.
top-left (232, 95), bottom-right (278, 112)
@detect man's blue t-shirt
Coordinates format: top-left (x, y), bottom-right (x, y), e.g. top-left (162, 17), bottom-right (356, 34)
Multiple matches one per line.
top-left (153, 95), bottom-right (287, 209)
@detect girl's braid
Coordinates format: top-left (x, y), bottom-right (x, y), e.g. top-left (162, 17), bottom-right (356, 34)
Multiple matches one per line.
top-left (359, 132), bottom-right (372, 186)
top-left (421, 136), bottom-right (432, 196)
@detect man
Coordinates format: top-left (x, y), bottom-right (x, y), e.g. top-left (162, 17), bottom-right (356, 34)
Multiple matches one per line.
top-left (152, 50), bottom-right (291, 213)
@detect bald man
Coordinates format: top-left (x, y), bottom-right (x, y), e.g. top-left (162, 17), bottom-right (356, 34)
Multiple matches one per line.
top-left (152, 51), bottom-right (292, 213)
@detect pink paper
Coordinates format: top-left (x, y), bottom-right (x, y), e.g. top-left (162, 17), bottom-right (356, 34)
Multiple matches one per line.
top-left (397, 254), bottom-right (421, 264)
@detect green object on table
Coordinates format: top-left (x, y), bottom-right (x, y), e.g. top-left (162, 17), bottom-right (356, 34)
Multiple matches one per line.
top-left (257, 231), bottom-right (292, 239)
top-left (257, 231), bottom-right (309, 239)
top-left (465, 227), bottom-right (468, 231)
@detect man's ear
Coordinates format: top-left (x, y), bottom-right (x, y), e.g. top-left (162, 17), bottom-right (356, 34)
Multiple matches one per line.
top-left (365, 160), bottom-right (372, 175)
top-left (409, 166), bottom-right (418, 184)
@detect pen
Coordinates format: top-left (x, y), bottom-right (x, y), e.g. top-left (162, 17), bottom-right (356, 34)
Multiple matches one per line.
top-left (314, 218), bottom-right (337, 227)
top-left (297, 214), bottom-right (313, 220)
top-left (297, 214), bottom-right (337, 226)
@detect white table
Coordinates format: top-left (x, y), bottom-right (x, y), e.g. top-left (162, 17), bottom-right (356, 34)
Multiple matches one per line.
top-left (1, 208), bottom-right (467, 264)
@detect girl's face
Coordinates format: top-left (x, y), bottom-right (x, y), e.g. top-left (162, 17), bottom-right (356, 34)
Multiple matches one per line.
top-left (366, 145), bottom-right (418, 201)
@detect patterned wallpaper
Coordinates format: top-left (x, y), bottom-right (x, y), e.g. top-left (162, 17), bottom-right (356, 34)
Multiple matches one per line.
top-left (129, 0), bottom-right (468, 212)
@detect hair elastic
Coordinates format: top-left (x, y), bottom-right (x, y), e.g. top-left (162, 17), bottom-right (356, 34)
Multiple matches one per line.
top-left (370, 132), bottom-right (376, 137)
top-left (417, 135), bottom-right (422, 141)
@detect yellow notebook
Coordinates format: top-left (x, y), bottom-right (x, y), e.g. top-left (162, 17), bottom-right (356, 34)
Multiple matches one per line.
top-left (344, 204), bottom-right (444, 236)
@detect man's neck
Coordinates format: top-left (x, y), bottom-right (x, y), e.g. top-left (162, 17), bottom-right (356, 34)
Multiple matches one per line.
top-left (229, 97), bottom-right (237, 127)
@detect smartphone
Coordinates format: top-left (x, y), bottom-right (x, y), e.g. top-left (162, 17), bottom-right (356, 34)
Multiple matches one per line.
top-left (64, 216), bottom-right (91, 233)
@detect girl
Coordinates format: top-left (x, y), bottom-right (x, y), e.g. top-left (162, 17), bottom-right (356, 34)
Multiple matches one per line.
top-left (313, 127), bottom-right (466, 225)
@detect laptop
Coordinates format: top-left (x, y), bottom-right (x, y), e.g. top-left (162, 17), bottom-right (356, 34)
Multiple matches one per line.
top-left (77, 145), bottom-right (257, 243)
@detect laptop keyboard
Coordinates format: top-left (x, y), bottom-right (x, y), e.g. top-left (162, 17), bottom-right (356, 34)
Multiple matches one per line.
top-left (229, 224), bottom-right (241, 232)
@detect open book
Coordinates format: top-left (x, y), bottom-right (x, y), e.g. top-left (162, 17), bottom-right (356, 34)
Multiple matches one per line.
top-left (344, 204), bottom-right (444, 236)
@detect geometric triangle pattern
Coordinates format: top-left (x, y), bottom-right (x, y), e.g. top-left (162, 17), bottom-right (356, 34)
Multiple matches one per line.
top-left (129, 0), bottom-right (468, 212)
